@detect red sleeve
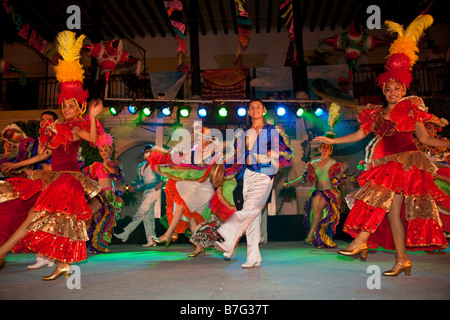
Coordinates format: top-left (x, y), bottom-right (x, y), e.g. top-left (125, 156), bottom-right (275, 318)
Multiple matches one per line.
top-left (390, 97), bottom-right (432, 132)
top-left (357, 104), bottom-right (381, 135)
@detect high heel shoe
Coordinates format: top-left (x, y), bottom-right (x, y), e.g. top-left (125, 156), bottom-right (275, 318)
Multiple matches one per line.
top-left (337, 241), bottom-right (369, 259)
top-left (27, 256), bottom-right (55, 270)
top-left (383, 260), bottom-right (412, 276)
top-left (188, 248), bottom-right (205, 257)
top-left (42, 265), bottom-right (71, 281)
top-left (152, 235), bottom-right (172, 247)
top-left (304, 237), bottom-right (314, 246)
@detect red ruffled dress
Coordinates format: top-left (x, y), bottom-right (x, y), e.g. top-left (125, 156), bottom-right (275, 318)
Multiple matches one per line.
top-left (1, 119), bottom-right (102, 263)
top-left (344, 96), bottom-right (448, 251)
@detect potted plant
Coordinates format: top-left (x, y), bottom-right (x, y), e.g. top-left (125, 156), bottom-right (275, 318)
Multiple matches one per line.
top-left (279, 185), bottom-right (297, 202)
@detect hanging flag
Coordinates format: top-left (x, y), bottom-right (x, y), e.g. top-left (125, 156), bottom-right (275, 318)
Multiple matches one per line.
top-left (279, 0), bottom-right (297, 66)
top-left (164, 0), bottom-right (189, 73)
top-left (234, 0), bottom-right (252, 66)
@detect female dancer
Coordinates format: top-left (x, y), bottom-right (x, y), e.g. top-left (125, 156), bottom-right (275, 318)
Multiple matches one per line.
top-left (0, 31), bottom-right (104, 280)
top-left (414, 115), bottom-right (450, 235)
top-left (285, 140), bottom-right (347, 248)
top-left (151, 126), bottom-right (219, 246)
top-left (84, 133), bottom-right (124, 253)
top-left (1, 112), bottom-right (59, 269)
top-left (314, 14), bottom-right (448, 276)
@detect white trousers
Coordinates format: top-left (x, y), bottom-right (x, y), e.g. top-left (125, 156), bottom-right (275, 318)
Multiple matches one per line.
top-left (218, 169), bottom-right (273, 263)
top-left (121, 189), bottom-right (161, 240)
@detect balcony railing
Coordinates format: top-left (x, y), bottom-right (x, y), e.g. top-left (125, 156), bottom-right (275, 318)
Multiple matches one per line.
top-left (1, 62), bottom-right (449, 110)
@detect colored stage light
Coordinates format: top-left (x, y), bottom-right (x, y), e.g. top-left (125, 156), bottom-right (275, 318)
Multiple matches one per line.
top-left (276, 105), bottom-right (287, 117)
top-left (218, 107), bottom-right (228, 117)
top-left (197, 107), bottom-right (207, 118)
top-left (296, 107), bottom-right (305, 117)
top-left (128, 104), bottom-right (137, 114)
top-left (179, 106), bottom-right (190, 118)
top-left (162, 106), bottom-right (172, 116)
top-left (237, 107), bottom-right (247, 117)
top-left (109, 105), bottom-right (122, 116)
top-left (315, 107), bottom-right (324, 116)
top-left (142, 107), bottom-right (152, 117)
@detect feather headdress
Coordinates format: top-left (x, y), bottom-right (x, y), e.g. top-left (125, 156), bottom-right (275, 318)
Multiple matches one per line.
top-left (54, 31), bottom-right (89, 115)
top-left (325, 103), bottom-right (346, 138)
top-left (376, 14), bottom-right (433, 90)
top-left (96, 133), bottom-right (114, 150)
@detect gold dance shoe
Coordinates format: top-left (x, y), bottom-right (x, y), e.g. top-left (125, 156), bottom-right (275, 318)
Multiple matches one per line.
top-left (337, 241), bottom-right (368, 259)
top-left (188, 248), bottom-right (205, 257)
top-left (383, 260), bottom-right (412, 276)
top-left (42, 265), bottom-right (71, 281)
top-left (152, 235), bottom-right (172, 247)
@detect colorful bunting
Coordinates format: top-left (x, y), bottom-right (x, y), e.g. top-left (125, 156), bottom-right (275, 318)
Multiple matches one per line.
top-left (164, 0), bottom-right (189, 73)
top-left (278, 0), bottom-right (297, 65)
top-left (2, 0), bottom-right (59, 64)
top-left (234, 0), bottom-right (252, 66)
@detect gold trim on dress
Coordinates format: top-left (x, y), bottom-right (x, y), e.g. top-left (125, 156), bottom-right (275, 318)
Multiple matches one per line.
top-left (30, 170), bottom-right (102, 198)
top-left (27, 210), bottom-right (89, 241)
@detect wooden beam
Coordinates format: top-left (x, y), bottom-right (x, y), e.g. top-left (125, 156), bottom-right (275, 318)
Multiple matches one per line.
top-left (189, 0), bottom-right (201, 97)
top-left (204, 0), bottom-right (218, 35)
top-left (140, 0), bottom-right (167, 37)
top-left (309, 0), bottom-right (323, 32)
top-left (218, 0), bottom-right (229, 34)
top-left (330, 0), bottom-right (346, 30)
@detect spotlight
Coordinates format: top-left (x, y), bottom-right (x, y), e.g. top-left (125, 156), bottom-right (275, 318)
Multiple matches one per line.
top-left (178, 105), bottom-right (190, 118)
top-left (312, 103), bottom-right (324, 116)
top-left (296, 107), bottom-right (305, 117)
top-left (109, 105), bottom-right (123, 116)
top-left (197, 106), bottom-right (208, 118)
top-left (218, 107), bottom-right (228, 117)
top-left (142, 106), bottom-right (152, 117)
top-left (128, 104), bottom-right (138, 114)
top-left (162, 106), bottom-right (172, 116)
top-left (314, 107), bottom-right (324, 116)
top-left (237, 106), bottom-right (247, 117)
top-left (276, 105), bottom-right (287, 117)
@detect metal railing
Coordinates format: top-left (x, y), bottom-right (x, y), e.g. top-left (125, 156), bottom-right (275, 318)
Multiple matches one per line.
top-left (1, 62), bottom-right (449, 110)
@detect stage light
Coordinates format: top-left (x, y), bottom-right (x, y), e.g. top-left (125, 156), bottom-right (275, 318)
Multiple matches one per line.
top-left (315, 107), bottom-right (324, 116)
top-left (237, 106), bottom-right (247, 117)
top-left (276, 105), bottom-right (287, 117)
top-left (109, 105), bottom-right (123, 116)
top-left (296, 107), bottom-right (305, 117)
top-left (197, 107), bottom-right (207, 118)
top-left (142, 106), bottom-right (152, 117)
top-left (162, 106), bottom-right (172, 116)
top-left (218, 107), bottom-right (228, 117)
top-left (128, 104), bottom-right (138, 114)
top-left (178, 105), bottom-right (190, 118)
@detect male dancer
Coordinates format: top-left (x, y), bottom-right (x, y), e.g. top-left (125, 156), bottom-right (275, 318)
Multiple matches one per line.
top-left (215, 99), bottom-right (293, 268)
top-left (114, 145), bottom-right (163, 246)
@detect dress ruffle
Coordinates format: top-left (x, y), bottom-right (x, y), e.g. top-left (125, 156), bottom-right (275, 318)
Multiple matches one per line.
top-left (304, 188), bottom-right (341, 248)
top-left (4, 170), bottom-right (102, 262)
top-left (87, 188), bottom-right (123, 253)
top-left (345, 153), bottom-right (447, 251)
top-left (163, 178), bottom-right (205, 234)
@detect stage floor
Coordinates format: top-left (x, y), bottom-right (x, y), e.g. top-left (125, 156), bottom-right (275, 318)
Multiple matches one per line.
top-left (0, 240), bottom-right (449, 301)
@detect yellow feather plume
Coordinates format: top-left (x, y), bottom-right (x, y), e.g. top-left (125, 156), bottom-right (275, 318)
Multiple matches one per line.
top-left (384, 14), bottom-right (433, 67)
top-left (56, 31), bottom-right (86, 62)
top-left (405, 14), bottom-right (433, 43)
top-left (385, 20), bottom-right (404, 38)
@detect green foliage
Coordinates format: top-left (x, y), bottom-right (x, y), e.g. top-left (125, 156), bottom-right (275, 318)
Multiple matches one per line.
top-left (279, 185), bottom-right (297, 202)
